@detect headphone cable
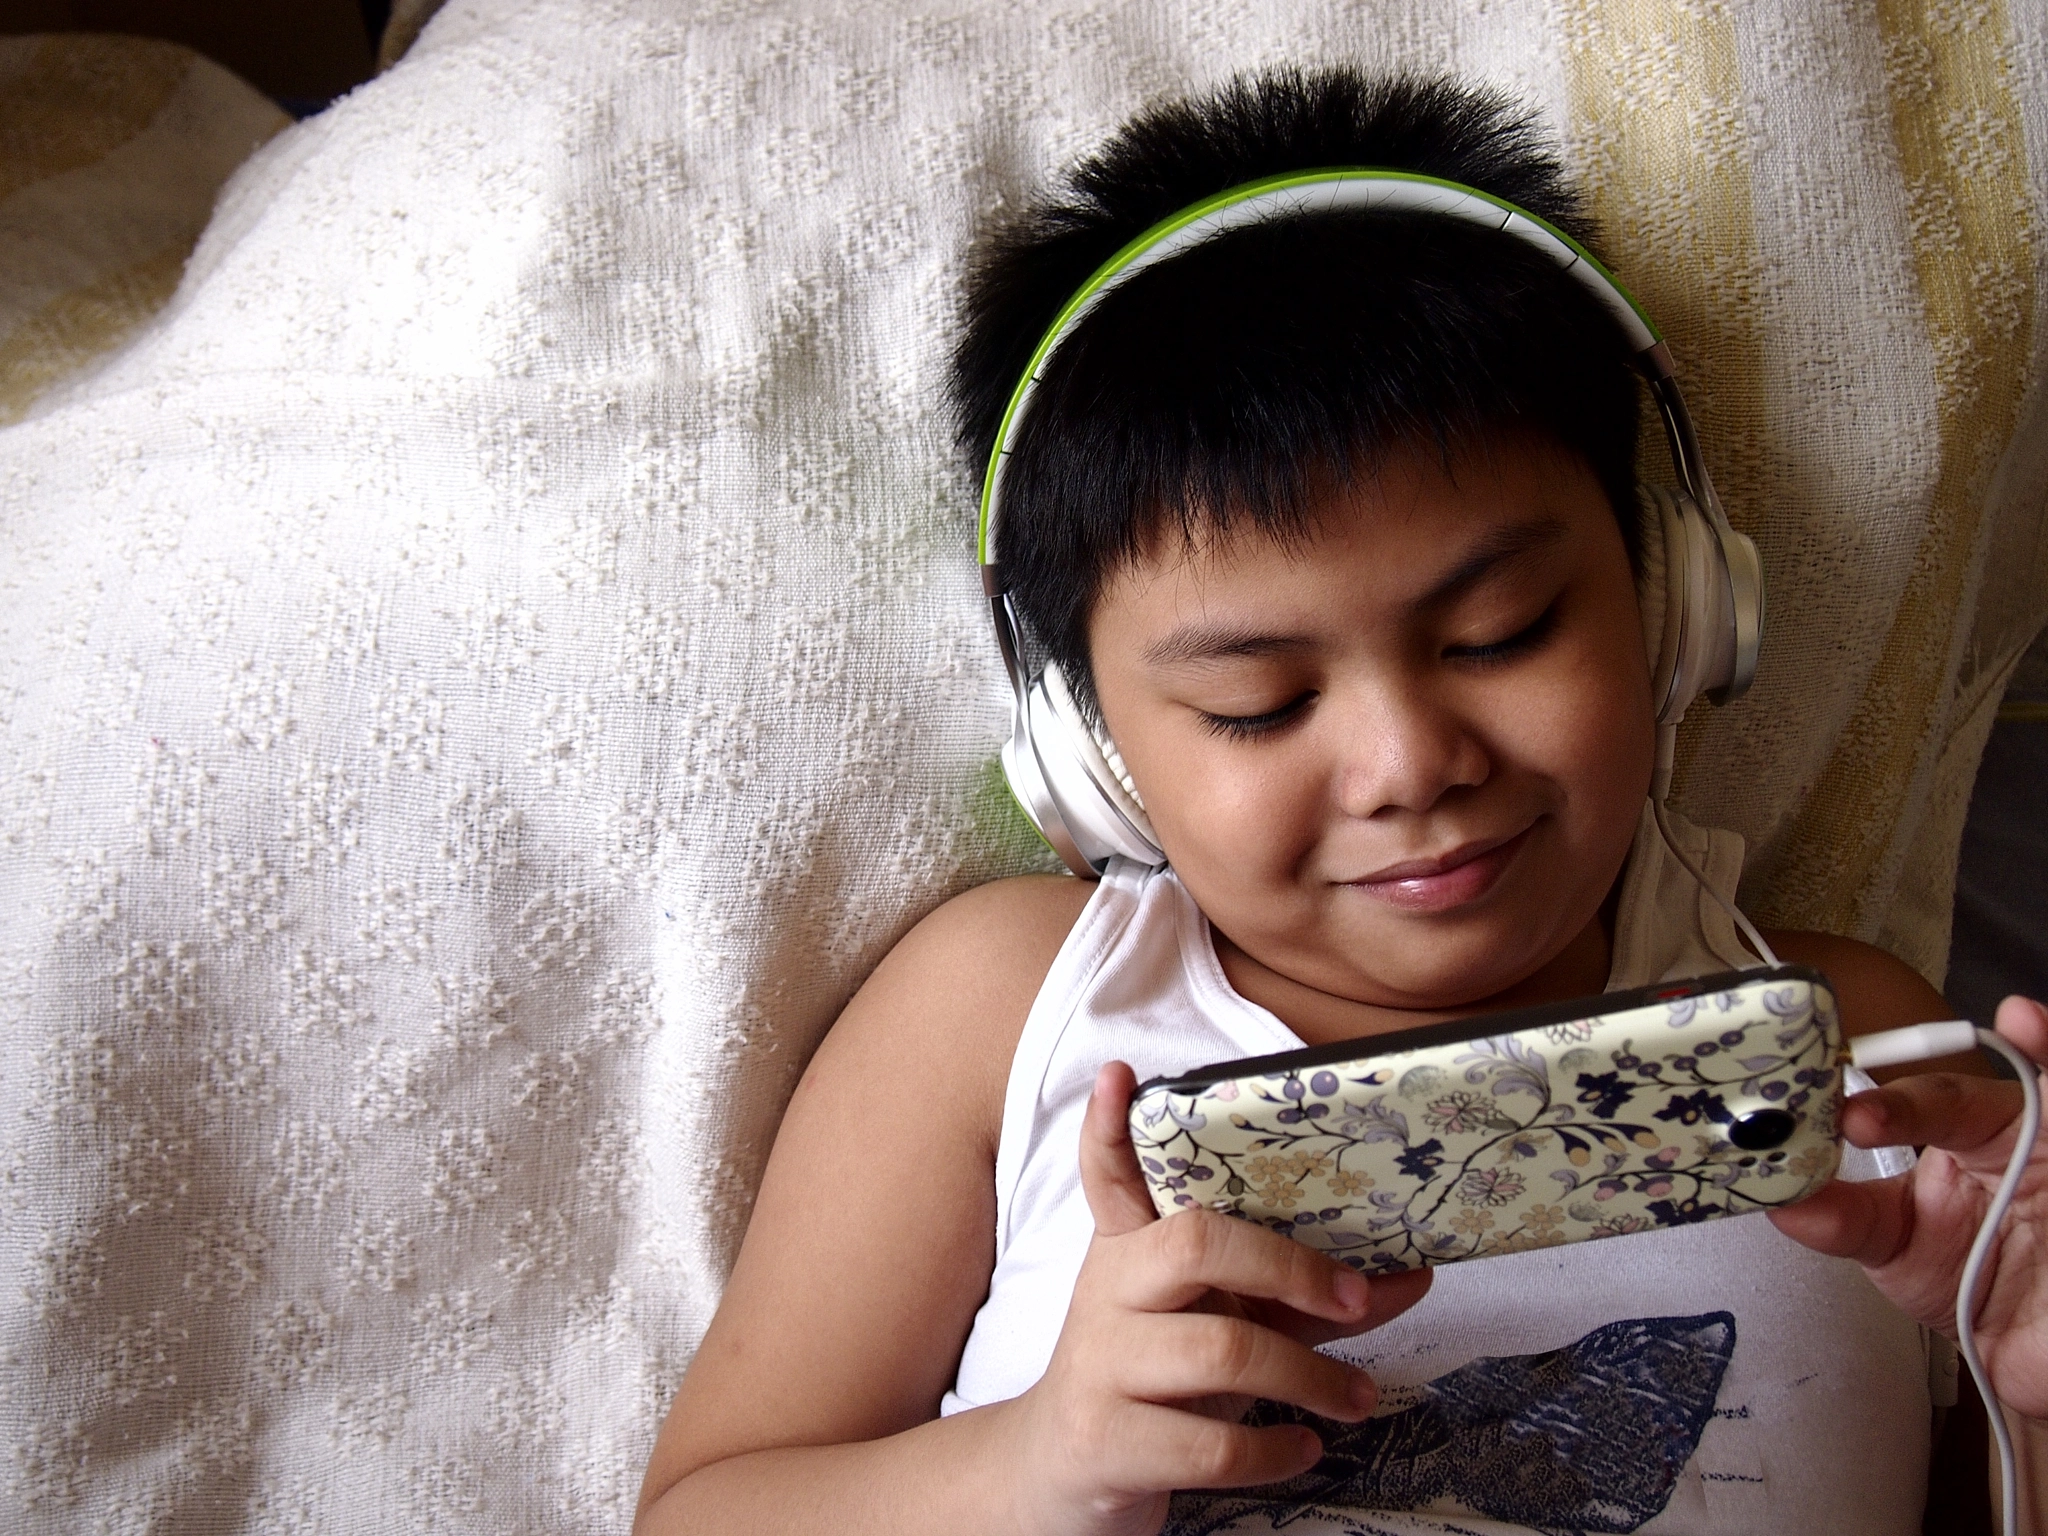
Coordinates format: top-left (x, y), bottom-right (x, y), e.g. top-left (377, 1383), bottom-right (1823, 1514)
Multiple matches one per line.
top-left (1852, 1022), bottom-right (2042, 1536)
top-left (1650, 789), bottom-right (2036, 1526)
top-left (1649, 793), bottom-right (1781, 969)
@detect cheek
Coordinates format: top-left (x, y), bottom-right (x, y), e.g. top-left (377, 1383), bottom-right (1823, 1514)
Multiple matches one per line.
top-left (1103, 697), bottom-right (1333, 890)
top-left (1508, 618), bottom-right (1657, 830)
top-left (1134, 730), bottom-right (1319, 866)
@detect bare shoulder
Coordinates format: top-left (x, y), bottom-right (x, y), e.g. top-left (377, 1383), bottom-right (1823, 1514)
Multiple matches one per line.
top-left (872, 872), bottom-right (1098, 998)
top-left (797, 873), bottom-right (1097, 1150)
top-left (638, 873), bottom-right (1098, 1506)
top-left (1759, 929), bottom-right (1946, 1037)
top-left (1761, 927), bottom-right (1983, 1079)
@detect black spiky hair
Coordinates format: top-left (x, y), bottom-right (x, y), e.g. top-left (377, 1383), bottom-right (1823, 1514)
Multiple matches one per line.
top-left (953, 66), bottom-right (1642, 712)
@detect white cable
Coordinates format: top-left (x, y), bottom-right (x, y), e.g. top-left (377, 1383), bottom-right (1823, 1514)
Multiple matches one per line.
top-left (1959, 1029), bottom-right (2038, 1536)
top-left (1849, 1023), bottom-right (2043, 1536)
top-left (1652, 758), bottom-right (2031, 1522)
top-left (1848, 1020), bottom-right (1979, 1072)
top-left (1649, 796), bottom-right (1780, 968)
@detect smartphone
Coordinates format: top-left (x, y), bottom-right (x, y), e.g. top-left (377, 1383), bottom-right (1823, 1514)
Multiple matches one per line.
top-left (1129, 965), bottom-right (1845, 1273)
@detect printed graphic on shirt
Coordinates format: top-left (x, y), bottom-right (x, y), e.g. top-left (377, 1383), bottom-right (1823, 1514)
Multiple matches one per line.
top-left (1163, 1311), bottom-right (1737, 1536)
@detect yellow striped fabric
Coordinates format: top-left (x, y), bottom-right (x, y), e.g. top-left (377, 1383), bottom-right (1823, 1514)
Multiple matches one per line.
top-left (1557, 0), bottom-right (2041, 976)
top-left (1777, 0), bottom-right (2036, 937)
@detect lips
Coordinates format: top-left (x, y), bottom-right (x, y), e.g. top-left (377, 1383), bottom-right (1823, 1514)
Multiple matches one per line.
top-left (1344, 826), bottom-right (1532, 914)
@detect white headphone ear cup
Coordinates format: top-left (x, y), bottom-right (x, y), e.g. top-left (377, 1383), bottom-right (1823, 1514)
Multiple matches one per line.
top-left (1671, 489), bottom-right (1739, 725)
top-left (1029, 663), bottom-right (1164, 867)
top-left (1641, 483), bottom-right (1747, 727)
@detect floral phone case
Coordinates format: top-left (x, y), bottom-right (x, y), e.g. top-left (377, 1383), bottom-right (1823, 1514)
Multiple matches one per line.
top-left (1129, 965), bottom-right (1844, 1273)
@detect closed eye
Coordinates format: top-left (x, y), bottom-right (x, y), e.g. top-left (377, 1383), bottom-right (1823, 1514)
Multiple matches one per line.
top-left (1444, 604), bottom-right (1559, 666)
top-left (1197, 692), bottom-right (1315, 740)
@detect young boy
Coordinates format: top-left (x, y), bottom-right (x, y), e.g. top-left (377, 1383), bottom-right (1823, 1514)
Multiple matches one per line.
top-left (635, 69), bottom-right (2046, 1536)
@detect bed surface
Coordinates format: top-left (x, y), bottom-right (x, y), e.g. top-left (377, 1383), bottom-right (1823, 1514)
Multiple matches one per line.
top-left (1, 2), bottom-right (2044, 1529)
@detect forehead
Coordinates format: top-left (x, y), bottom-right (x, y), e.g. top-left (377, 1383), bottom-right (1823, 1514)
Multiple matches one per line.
top-left (1104, 432), bottom-right (1613, 623)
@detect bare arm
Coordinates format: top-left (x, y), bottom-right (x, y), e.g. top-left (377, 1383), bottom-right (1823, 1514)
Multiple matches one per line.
top-left (634, 874), bottom-right (1089, 1533)
top-left (634, 874), bottom-right (1429, 1536)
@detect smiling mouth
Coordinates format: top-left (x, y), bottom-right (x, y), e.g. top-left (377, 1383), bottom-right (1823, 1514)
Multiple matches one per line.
top-left (1344, 827), bottom-right (1533, 913)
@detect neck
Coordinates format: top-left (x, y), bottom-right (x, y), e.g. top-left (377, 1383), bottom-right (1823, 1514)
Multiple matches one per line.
top-left (1213, 885), bottom-right (1620, 1049)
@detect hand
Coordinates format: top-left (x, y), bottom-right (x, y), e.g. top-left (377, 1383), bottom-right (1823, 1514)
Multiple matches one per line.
top-left (1000, 1062), bottom-right (1432, 1536)
top-left (1770, 995), bottom-right (2047, 1418)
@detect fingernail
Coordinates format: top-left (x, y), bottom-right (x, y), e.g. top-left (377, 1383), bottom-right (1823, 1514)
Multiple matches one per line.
top-left (1333, 1270), bottom-right (1371, 1312)
top-left (1349, 1370), bottom-right (1378, 1413)
top-left (1295, 1426), bottom-right (1325, 1467)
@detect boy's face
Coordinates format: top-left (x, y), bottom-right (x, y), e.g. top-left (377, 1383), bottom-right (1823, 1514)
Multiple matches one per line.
top-left (1088, 432), bottom-right (1655, 1013)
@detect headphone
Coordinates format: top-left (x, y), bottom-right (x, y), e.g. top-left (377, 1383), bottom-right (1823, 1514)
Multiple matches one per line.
top-left (978, 170), bottom-right (1764, 877)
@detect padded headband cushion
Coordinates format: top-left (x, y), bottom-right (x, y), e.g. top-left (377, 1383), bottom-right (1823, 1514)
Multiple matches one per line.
top-left (1637, 483), bottom-right (1674, 691)
top-left (1043, 662), bottom-right (1151, 814)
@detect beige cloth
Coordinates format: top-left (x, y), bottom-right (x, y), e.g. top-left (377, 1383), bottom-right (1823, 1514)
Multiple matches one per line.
top-left (0, 4), bottom-right (2042, 1531)
top-left (0, 35), bottom-right (288, 424)
top-left (375, 0), bottom-right (450, 73)
top-left (1564, 1), bottom-right (2048, 980)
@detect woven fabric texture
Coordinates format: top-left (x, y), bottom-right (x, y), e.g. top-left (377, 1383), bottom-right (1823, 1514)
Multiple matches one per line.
top-left (0, 1), bottom-right (2043, 1530)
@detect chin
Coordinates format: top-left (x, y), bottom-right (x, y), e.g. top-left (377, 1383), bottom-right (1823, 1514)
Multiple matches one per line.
top-left (1373, 965), bottom-right (1538, 1014)
top-left (1336, 916), bottom-right (1570, 1012)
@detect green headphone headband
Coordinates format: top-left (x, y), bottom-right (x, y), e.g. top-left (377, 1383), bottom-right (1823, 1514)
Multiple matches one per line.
top-left (975, 167), bottom-right (1665, 567)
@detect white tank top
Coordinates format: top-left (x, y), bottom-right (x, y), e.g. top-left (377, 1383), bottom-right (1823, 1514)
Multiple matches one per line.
top-left (942, 802), bottom-right (1938, 1535)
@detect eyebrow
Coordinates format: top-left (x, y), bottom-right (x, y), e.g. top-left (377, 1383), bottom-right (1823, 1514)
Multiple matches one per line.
top-left (1419, 517), bottom-right (1570, 608)
top-left (1143, 625), bottom-right (1317, 667)
top-left (1140, 516), bottom-right (1571, 669)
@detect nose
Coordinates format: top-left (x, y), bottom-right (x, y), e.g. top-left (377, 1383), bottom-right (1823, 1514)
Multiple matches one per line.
top-left (1330, 680), bottom-right (1491, 820)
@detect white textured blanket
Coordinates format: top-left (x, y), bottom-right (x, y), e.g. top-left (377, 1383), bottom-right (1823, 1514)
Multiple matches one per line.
top-left (1, 2), bottom-right (2043, 1530)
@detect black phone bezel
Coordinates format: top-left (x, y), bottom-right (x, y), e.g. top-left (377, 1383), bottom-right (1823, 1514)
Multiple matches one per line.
top-left (1134, 962), bottom-right (1833, 1098)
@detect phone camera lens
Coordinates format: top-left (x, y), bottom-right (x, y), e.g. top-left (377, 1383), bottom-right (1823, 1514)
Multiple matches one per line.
top-left (1728, 1109), bottom-right (1797, 1151)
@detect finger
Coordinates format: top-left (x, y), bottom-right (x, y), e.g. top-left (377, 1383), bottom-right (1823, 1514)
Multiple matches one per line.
top-left (1099, 1400), bottom-right (1323, 1494)
top-left (1081, 1061), bottom-right (1161, 1237)
top-left (1996, 994), bottom-right (2048, 1073)
top-left (1117, 1310), bottom-right (1379, 1422)
top-left (1768, 1178), bottom-right (1909, 1267)
top-left (1251, 1265), bottom-right (1435, 1347)
top-left (1769, 1166), bottom-right (1983, 1331)
top-left (1840, 1073), bottom-right (2026, 1168)
top-left (1116, 1208), bottom-right (1376, 1325)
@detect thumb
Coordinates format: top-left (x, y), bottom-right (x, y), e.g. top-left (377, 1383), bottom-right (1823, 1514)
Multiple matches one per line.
top-left (1995, 993), bottom-right (2048, 1073)
top-left (1080, 1061), bottom-right (1161, 1236)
